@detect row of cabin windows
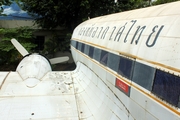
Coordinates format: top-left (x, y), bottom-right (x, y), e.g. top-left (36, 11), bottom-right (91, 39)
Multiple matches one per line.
top-left (71, 40), bottom-right (180, 108)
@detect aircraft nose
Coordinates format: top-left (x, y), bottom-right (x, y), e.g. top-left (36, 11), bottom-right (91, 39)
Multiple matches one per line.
top-left (24, 78), bottom-right (40, 88)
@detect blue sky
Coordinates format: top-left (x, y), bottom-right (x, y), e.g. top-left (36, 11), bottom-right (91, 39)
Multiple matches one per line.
top-left (1, 2), bottom-right (33, 20)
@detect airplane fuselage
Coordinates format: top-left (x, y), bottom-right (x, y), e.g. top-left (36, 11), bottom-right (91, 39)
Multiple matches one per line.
top-left (70, 1), bottom-right (180, 119)
top-left (0, 2), bottom-right (179, 120)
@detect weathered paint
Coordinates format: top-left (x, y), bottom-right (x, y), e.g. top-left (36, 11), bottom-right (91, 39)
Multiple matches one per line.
top-left (0, 1), bottom-right (179, 120)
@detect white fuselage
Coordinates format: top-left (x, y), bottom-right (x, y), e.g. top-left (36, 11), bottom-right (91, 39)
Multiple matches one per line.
top-left (70, 1), bottom-right (180, 119)
top-left (0, 2), bottom-right (179, 120)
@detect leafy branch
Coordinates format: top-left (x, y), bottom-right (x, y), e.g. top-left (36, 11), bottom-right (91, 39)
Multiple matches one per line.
top-left (0, 26), bottom-right (37, 65)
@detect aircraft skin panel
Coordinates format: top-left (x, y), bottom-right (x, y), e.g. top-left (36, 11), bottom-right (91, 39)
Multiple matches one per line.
top-left (0, 71), bottom-right (79, 119)
top-left (72, 2), bottom-right (180, 72)
top-left (0, 64), bottom-right (131, 119)
top-left (0, 72), bottom-right (9, 88)
top-left (0, 1), bottom-right (180, 120)
top-left (0, 95), bottom-right (78, 119)
top-left (70, 46), bottom-right (180, 119)
top-left (70, 2), bottom-right (180, 118)
top-left (72, 62), bottom-right (130, 120)
top-left (0, 49), bottom-right (179, 119)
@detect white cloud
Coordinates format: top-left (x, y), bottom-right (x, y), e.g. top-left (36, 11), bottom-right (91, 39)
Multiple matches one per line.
top-left (19, 10), bottom-right (27, 14)
top-left (2, 6), bottom-right (27, 16)
top-left (1, 3), bottom-right (31, 18)
top-left (2, 7), bottom-right (17, 15)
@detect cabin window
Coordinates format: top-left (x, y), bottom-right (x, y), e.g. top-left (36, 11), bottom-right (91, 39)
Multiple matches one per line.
top-left (78, 42), bottom-right (82, 51)
top-left (76, 42), bottom-right (79, 49)
top-left (93, 48), bottom-right (101, 62)
top-left (89, 46), bottom-right (94, 58)
top-left (71, 40), bottom-right (76, 47)
top-left (84, 44), bottom-right (90, 55)
top-left (152, 69), bottom-right (180, 107)
top-left (118, 57), bottom-right (134, 80)
top-left (132, 62), bottom-right (155, 90)
top-left (81, 43), bottom-right (85, 53)
top-left (107, 53), bottom-right (120, 72)
top-left (100, 50), bottom-right (108, 66)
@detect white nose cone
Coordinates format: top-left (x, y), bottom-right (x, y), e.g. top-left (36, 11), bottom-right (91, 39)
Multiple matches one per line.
top-left (24, 78), bottom-right (40, 88)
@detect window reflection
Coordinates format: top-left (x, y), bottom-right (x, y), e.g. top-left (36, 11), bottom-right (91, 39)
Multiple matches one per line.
top-left (100, 50), bottom-right (108, 66)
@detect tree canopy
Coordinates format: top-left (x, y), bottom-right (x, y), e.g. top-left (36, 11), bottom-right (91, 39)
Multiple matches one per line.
top-left (17, 0), bottom-right (151, 31)
top-left (0, 27), bottom-right (37, 67)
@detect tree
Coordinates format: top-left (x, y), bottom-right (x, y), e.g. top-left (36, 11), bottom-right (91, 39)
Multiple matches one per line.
top-left (42, 32), bottom-right (71, 58)
top-left (15, 0), bottom-right (150, 57)
top-left (17, 0), bottom-right (113, 31)
top-left (17, 0), bottom-right (149, 31)
top-left (0, 27), bottom-right (37, 66)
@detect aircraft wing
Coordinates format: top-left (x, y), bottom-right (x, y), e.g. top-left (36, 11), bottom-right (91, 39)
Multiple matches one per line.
top-left (0, 71), bottom-right (79, 119)
top-left (0, 62), bottom-right (128, 120)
